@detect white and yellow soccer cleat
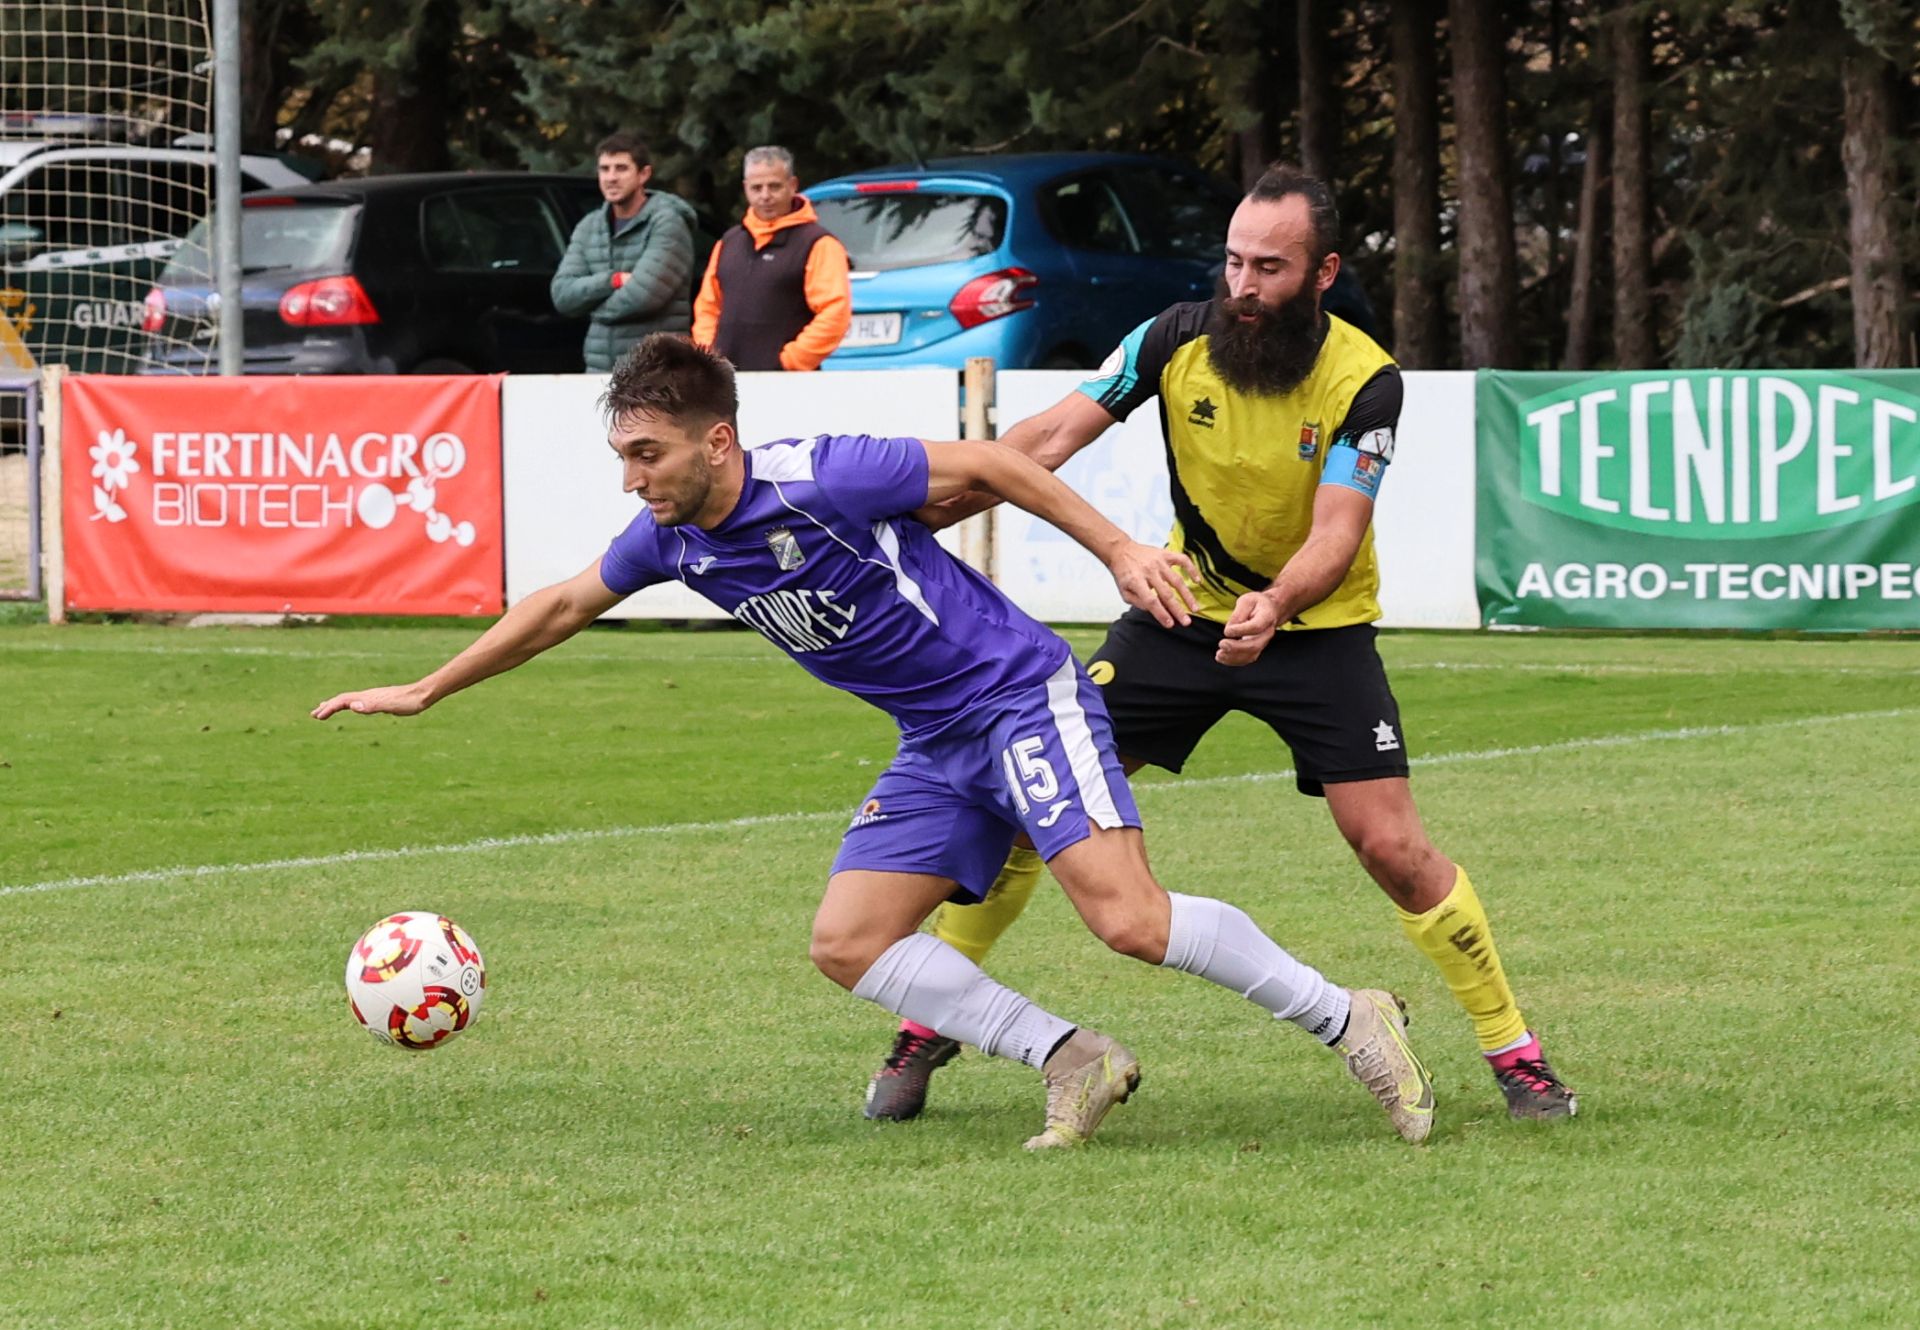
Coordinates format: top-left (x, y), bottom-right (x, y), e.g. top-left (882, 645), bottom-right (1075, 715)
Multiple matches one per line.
top-left (1023, 1028), bottom-right (1142, 1150)
top-left (1335, 988), bottom-right (1436, 1144)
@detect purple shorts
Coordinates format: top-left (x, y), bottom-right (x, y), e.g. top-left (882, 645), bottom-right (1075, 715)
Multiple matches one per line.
top-left (830, 658), bottom-right (1143, 902)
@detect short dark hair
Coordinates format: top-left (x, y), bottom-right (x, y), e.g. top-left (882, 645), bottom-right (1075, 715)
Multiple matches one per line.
top-left (601, 334), bottom-right (739, 430)
top-left (595, 131), bottom-right (651, 167)
top-left (1247, 163), bottom-right (1339, 266)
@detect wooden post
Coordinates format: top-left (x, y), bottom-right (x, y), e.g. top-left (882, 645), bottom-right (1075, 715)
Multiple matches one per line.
top-left (40, 363), bottom-right (64, 624)
top-left (959, 356), bottom-right (996, 581)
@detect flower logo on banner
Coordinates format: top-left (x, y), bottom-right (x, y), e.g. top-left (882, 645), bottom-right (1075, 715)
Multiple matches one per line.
top-left (354, 432), bottom-right (475, 546)
top-left (89, 428), bottom-right (139, 522)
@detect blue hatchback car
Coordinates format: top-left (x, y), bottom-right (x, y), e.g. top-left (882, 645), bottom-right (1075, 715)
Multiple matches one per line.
top-left (808, 152), bottom-right (1377, 371)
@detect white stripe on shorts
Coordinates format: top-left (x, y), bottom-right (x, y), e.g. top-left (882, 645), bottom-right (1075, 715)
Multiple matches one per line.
top-left (1043, 657), bottom-right (1124, 828)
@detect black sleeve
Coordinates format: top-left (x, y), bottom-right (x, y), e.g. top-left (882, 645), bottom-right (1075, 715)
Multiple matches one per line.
top-left (1084, 301), bottom-right (1210, 421)
top-left (1329, 365), bottom-right (1404, 460)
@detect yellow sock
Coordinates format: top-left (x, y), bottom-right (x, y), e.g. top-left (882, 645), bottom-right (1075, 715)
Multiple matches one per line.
top-left (1397, 866), bottom-right (1529, 1053)
top-left (932, 846), bottom-right (1044, 964)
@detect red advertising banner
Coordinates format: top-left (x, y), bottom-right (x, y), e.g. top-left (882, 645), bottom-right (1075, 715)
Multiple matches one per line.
top-left (62, 375), bottom-right (504, 615)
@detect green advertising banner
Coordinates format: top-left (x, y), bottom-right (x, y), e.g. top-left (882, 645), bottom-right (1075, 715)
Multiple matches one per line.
top-left (1477, 370), bottom-right (1920, 630)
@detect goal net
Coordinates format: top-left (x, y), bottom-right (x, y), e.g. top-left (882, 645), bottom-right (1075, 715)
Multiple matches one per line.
top-left (0, 1), bottom-right (217, 378)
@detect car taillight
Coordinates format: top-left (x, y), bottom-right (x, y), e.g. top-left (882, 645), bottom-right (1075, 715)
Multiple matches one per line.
top-left (949, 267), bottom-right (1038, 330)
top-left (142, 287), bottom-right (166, 333)
top-left (854, 180), bottom-right (920, 193)
top-left (279, 275), bottom-right (379, 327)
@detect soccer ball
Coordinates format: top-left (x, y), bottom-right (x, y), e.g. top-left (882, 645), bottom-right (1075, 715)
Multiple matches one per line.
top-left (345, 912), bottom-right (487, 1050)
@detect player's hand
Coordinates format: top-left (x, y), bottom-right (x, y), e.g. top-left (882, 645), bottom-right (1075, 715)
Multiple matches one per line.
top-left (311, 683), bottom-right (431, 720)
top-left (1109, 542), bottom-right (1199, 628)
top-left (1217, 591), bottom-right (1279, 666)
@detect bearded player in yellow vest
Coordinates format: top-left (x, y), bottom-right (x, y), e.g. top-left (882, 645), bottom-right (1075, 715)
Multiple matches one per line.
top-left (866, 162), bottom-right (1577, 1126)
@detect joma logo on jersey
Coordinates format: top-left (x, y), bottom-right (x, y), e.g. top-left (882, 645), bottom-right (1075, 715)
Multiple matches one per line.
top-left (731, 586), bottom-right (855, 653)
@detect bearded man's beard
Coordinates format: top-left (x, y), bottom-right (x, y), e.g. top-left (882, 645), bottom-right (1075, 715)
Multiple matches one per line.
top-left (1203, 277), bottom-right (1327, 396)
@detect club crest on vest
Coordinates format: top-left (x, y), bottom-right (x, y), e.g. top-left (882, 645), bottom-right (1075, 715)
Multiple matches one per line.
top-left (766, 525), bottom-right (805, 570)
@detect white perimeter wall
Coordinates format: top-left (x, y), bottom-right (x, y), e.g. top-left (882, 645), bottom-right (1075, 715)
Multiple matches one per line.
top-left (1375, 371), bottom-right (1478, 628)
top-left (503, 370), bottom-right (961, 618)
top-left (987, 369), bottom-right (1477, 626)
top-left (504, 368), bottom-right (1478, 627)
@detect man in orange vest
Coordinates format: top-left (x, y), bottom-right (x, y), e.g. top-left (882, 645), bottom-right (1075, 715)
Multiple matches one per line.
top-left (693, 146), bottom-right (852, 372)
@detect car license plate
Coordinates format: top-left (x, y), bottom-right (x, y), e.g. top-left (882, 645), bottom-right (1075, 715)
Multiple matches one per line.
top-left (840, 312), bottom-right (901, 348)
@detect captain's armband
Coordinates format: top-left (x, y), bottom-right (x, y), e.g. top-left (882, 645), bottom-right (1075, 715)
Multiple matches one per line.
top-left (1320, 444), bottom-right (1386, 500)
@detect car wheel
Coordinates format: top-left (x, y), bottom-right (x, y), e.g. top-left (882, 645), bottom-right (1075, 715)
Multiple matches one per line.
top-left (410, 357), bottom-right (475, 374)
top-left (1037, 350), bottom-right (1091, 370)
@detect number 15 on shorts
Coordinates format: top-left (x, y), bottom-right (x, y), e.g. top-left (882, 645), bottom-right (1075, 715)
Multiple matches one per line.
top-left (1002, 735), bottom-right (1072, 827)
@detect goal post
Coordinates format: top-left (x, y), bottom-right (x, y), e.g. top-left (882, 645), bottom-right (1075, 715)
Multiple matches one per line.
top-left (40, 363), bottom-right (64, 623)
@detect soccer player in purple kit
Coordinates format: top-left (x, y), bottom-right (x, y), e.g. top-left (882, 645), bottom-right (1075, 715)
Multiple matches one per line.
top-left (313, 334), bottom-right (1434, 1150)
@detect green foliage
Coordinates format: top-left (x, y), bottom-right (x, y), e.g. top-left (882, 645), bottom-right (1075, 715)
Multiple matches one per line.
top-left (492, 0), bottom-right (1238, 216)
top-left (0, 0), bottom-right (210, 137)
top-left (23, 0), bottom-right (1903, 366)
top-left (1836, 0), bottom-right (1910, 56)
top-left (1656, 1), bottom-right (1908, 367)
top-left (1673, 252), bottom-right (1774, 367)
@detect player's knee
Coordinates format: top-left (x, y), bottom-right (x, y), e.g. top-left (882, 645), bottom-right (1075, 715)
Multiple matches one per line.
top-left (1087, 903), bottom-right (1169, 965)
top-left (1348, 825), bottom-right (1443, 892)
top-left (808, 923), bottom-right (881, 990)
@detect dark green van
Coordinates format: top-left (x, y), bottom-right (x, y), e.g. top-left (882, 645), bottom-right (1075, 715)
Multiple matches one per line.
top-left (0, 144), bottom-right (304, 373)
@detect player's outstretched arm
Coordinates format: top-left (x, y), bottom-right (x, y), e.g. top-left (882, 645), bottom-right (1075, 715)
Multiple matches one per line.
top-left (998, 390), bottom-right (1119, 471)
top-left (912, 391), bottom-right (1116, 531)
top-left (311, 559), bottom-right (624, 719)
top-left (924, 440), bottom-right (1197, 628)
top-left (1218, 486), bottom-right (1373, 666)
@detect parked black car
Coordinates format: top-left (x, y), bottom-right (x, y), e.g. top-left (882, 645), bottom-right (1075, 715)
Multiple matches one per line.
top-left (143, 172), bottom-right (639, 374)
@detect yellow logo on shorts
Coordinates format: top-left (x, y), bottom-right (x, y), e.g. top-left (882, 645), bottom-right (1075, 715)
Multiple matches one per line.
top-left (1087, 660), bottom-right (1116, 686)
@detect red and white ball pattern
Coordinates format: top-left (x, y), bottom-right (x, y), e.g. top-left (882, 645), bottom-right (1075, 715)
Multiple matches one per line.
top-left (345, 912), bottom-right (487, 1050)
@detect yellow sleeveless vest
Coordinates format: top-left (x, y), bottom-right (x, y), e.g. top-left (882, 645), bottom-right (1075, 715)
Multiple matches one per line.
top-left (1155, 315), bottom-right (1395, 627)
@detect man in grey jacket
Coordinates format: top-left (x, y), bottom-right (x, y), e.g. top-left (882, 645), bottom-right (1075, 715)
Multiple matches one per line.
top-left (551, 131), bottom-right (698, 372)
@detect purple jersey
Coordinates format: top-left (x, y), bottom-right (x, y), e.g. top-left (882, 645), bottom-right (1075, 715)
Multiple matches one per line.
top-left (599, 434), bottom-right (1071, 740)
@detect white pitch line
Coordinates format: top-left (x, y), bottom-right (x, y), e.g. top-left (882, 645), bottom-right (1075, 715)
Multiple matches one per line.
top-left (3, 705), bottom-right (1914, 901)
top-left (0, 810), bottom-right (835, 899)
top-left (5, 637), bottom-right (1913, 677)
top-left (1397, 660), bottom-right (1913, 678)
top-left (0, 639), bottom-right (786, 665)
top-left (1163, 705), bottom-right (1919, 784)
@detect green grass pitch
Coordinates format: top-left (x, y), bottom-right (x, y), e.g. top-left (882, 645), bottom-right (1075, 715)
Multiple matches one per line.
top-left (2, 621), bottom-right (1916, 1328)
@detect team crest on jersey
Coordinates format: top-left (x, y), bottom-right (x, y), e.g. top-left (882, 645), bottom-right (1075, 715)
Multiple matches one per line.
top-left (851, 798), bottom-right (888, 828)
top-left (1297, 420), bottom-right (1321, 461)
top-left (1084, 343), bottom-right (1126, 383)
top-left (765, 526), bottom-right (805, 571)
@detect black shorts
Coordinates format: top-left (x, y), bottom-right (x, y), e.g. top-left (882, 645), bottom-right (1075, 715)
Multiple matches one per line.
top-left (1087, 610), bottom-right (1410, 796)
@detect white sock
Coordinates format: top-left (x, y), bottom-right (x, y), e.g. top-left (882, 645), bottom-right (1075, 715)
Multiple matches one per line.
top-left (851, 934), bottom-right (1074, 1069)
top-left (1160, 892), bottom-right (1351, 1045)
